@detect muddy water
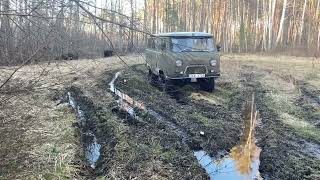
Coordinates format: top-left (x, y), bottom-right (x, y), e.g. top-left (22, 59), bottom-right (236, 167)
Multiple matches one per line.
top-left (109, 72), bottom-right (262, 179)
top-left (67, 92), bottom-right (101, 169)
top-left (109, 71), bottom-right (146, 117)
top-left (83, 132), bottom-right (101, 169)
top-left (194, 95), bottom-right (262, 180)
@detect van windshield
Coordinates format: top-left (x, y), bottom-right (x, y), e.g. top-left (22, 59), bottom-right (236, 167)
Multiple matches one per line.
top-left (171, 37), bottom-right (216, 52)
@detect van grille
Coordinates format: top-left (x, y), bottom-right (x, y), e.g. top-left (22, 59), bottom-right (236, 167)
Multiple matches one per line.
top-left (185, 66), bottom-right (207, 74)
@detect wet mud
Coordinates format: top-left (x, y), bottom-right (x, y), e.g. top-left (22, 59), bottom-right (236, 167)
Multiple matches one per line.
top-left (68, 92), bottom-right (101, 169)
top-left (66, 87), bottom-right (103, 176)
top-left (105, 65), bottom-right (263, 178)
top-left (194, 94), bottom-right (262, 180)
top-left (114, 78), bottom-right (242, 154)
top-left (112, 64), bottom-right (320, 179)
top-left (64, 63), bottom-right (319, 179)
top-left (240, 66), bottom-right (320, 179)
top-left (108, 68), bottom-right (264, 179)
top-left (65, 75), bottom-right (209, 178)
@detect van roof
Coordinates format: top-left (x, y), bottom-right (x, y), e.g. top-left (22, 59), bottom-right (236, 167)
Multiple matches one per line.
top-left (153, 32), bottom-right (213, 37)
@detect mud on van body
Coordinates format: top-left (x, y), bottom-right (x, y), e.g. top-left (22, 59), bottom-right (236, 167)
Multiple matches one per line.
top-left (145, 32), bottom-right (221, 92)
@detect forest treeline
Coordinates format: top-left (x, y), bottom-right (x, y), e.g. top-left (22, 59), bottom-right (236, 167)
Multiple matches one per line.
top-left (0, 0), bottom-right (319, 65)
top-left (146, 0), bottom-right (320, 54)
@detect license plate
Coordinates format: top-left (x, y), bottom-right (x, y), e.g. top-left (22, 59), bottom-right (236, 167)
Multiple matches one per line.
top-left (189, 74), bottom-right (205, 78)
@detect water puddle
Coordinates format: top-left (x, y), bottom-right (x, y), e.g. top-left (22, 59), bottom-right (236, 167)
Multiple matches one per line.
top-left (302, 141), bottom-right (320, 159)
top-left (83, 132), bottom-right (101, 169)
top-left (194, 94), bottom-right (262, 180)
top-left (109, 71), bottom-right (146, 118)
top-left (67, 92), bottom-right (101, 169)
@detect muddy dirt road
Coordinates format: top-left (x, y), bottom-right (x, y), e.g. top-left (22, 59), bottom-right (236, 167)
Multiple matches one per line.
top-left (1, 54), bottom-right (319, 179)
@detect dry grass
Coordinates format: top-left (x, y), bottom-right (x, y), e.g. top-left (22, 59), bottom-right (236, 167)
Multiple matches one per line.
top-left (0, 55), bottom-right (143, 179)
top-left (221, 53), bottom-right (320, 142)
top-left (0, 91), bottom-right (78, 179)
top-left (222, 53), bottom-right (320, 87)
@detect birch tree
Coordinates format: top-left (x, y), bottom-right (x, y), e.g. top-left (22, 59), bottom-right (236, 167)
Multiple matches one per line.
top-left (299, 0), bottom-right (308, 45)
top-left (276, 0), bottom-right (287, 46)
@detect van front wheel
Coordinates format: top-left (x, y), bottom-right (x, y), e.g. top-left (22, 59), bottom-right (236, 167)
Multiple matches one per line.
top-left (148, 69), bottom-right (158, 86)
top-left (199, 78), bottom-right (215, 92)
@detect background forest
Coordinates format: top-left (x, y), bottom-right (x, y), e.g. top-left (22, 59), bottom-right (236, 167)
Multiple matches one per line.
top-left (0, 0), bottom-right (319, 65)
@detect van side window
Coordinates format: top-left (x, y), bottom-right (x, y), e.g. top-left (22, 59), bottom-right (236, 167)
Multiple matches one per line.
top-left (154, 38), bottom-right (161, 50)
top-left (147, 38), bottom-right (155, 49)
top-left (155, 38), bottom-right (166, 50)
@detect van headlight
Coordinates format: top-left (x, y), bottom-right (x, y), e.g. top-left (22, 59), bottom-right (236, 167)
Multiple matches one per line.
top-left (210, 59), bottom-right (217, 66)
top-left (176, 60), bottom-right (182, 67)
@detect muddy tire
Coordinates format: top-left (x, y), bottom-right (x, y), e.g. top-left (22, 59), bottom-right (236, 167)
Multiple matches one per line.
top-left (158, 74), bottom-right (175, 92)
top-left (172, 79), bottom-right (185, 87)
top-left (147, 69), bottom-right (158, 86)
top-left (199, 78), bottom-right (215, 92)
top-left (163, 79), bottom-right (176, 92)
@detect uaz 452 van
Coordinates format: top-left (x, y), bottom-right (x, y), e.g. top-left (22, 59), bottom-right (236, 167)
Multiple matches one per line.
top-left (145, 32), bottom-right (220, 92)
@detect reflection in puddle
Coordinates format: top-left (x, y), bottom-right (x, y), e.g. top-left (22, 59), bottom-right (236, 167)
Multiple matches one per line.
top-left (68, 92), bottom-right (101, 169)
top-left (195, 94), bottom-right (262, 179)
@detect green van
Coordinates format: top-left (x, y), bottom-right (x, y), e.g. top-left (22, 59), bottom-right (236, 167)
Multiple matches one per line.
top-left (145, 32), bottom-right (220, 92)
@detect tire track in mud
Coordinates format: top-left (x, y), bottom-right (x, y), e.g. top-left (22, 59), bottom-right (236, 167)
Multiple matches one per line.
top-left (66, 77), bottom-right (209, 178)
top-left (271, 72), bottom-right (320, 104)
top-left (261, 68), bottom-right (320, 125)
top-left (65, 86), bottom-right (117, 178)
top-left (94, 64), bottom-right (319, 179)
top-left (239, 65), bottom-right (320, 180)
top-left (104, 66), bottom-right (268, 179)
top-left (110, 66), bottom-right (244, 155)
top-left (275, 73), bottom-right (320, 126)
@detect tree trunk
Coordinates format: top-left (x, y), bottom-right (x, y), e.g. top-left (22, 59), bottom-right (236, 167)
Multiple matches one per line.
top-left (192, 0), bottom-right (196, 31)
top-left (262, 0), bottom-right (267, 51)
top-left (299, 0), bottom-right (307, 45)
top-left (0, 0), bottom-right (13, 62)
top-left (318, 27), bottom-right (320, 50)
top-left (254, 0), bottom-right (260, 50)
top-left (129, 0), bottom-right (134, 51)
top-left (152, 0), bottom-right (156, 33)
top-left (268, 0), bottom-right (277, 50)
top-left (199, 0), bottom-right (205, 32)
top-left (275, 0), bottom-right (287, 46)
top-left (144, 0), bottom-right (147, 44)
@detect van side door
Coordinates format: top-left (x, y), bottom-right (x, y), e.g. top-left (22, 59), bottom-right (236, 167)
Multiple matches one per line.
top-left (145, 37), bottom-right (157, 73)
top-left (154, 37), bottom-right (169, 75)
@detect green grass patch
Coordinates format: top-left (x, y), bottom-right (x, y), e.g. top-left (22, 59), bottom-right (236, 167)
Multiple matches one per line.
top-left (280, 113), bottom-right (320, 142)
top-left (265, 93), bottom-right (320, 142)
top-left (191, 112), bottom-right (211, 127)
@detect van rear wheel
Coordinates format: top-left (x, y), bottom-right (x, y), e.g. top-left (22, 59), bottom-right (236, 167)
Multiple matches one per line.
top-left (199, 78), bottom-right (215, 92)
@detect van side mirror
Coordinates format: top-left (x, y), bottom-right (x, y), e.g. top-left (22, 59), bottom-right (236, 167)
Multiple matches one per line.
top-left (217, 45), bottom-right (221, 52)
